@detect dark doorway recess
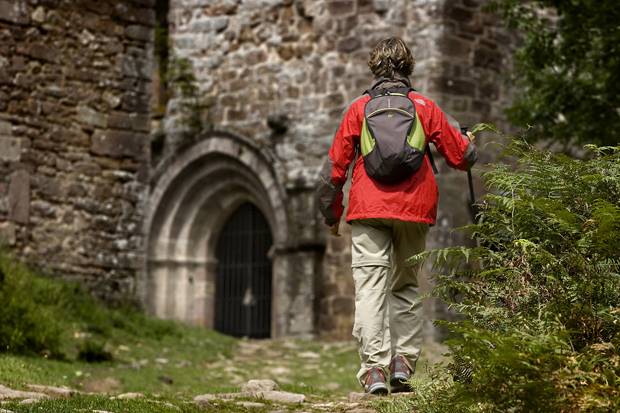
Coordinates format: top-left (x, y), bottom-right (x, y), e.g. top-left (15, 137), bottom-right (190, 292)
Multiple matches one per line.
top-left (214, 202), bottom-right (273, 338)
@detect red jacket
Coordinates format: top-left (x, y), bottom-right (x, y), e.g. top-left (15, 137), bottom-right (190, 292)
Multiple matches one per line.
top-left (317, 75), bottom-right (477, 226)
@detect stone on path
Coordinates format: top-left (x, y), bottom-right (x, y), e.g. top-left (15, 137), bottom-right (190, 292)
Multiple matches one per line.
top-left (164, 402), bottom-right (181, 411)
top-left (216, 392), bottom-right (254, 399)
top-left (19, 399), bottom-right (39, 404)
top-left (237, 402), bottom-right (266, 407)
top-left (195, 397), bottom-right (216, 409)
top-left (242, 379), bottom-right (281, 393)
top-left (298, 351), bottom-right (320, 358)
top-left (0, 409), bottom-right (14, 413)
top-left (255, 390), bottom-right (305, 404)
top-left (348, 392), bottom-right (376, 403)
top-left (81, 378), bottom-right (122, 394)
top-left (25, 384), bottom-right (79, 398)
top-left (348, 409), bottom-right (376, 413)
top-left (117, 392), bottom-right (145, 399)
top-left (194, 394), bottom-right (217, 402)
top-left (0, 385), bottom-right (50, 401)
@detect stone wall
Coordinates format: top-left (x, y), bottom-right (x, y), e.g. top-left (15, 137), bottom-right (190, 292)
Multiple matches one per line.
top-left (0, 0), bottom-right (155, 304)
top-left (0, 0), bottom-right (518, 340)
top-left (159, 0), bottom-right (518, 340)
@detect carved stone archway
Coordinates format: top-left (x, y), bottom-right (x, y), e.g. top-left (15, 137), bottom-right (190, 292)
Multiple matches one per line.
top-left (143, 130), bottom-right (294, 335)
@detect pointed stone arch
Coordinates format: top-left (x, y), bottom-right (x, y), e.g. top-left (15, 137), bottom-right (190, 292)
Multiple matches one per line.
top-left (143, 130), bottom-right (290, 334)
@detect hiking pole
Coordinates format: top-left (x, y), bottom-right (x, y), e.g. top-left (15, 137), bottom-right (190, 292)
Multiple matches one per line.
top-left (460, 126), bottom-right (478, 222)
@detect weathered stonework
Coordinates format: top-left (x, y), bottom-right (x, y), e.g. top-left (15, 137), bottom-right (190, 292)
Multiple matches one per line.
top-left (0, 0), bottom-right (155, 305)
top-left (151, 0), bottom-right (518, 340)
top-left (1, 0), bottom-right (518, 341)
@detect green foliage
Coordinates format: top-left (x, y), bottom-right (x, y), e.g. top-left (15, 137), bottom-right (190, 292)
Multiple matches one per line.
top-left (485, 0), bottom-right (620, 148)
top-left (401, 125), bottom-right (620, 412)
top-left (0, 253), bottom-right (67, 357)
top-left (165, 54), bottom-right (214, 135)
top-left (0, 250), bottom-right (182, 360)
top-left (154, 22), bottom-right (213, 138)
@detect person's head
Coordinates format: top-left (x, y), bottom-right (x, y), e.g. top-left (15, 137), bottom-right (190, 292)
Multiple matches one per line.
top-left (367, 36), bottom-right (415, 78)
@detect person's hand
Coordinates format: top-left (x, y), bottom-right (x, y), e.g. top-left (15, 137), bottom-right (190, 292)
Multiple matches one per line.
top-left (326, 220), bottom-right (341, 237)
top-left (467, 131), bottom-right (475, 144)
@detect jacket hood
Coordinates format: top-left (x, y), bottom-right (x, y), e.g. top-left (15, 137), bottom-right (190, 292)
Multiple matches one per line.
top-left (370, 71), bottom-right (412, 90)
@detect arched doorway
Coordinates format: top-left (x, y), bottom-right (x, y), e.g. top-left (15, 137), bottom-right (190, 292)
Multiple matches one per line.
top-left (215, 202), bottom-right (273, 338)
top-left (145, 131), bottom-right (294, 336)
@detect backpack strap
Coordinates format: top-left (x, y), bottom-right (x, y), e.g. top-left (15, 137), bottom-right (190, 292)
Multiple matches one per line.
top-left (426, 144), bottom-right (439, 175)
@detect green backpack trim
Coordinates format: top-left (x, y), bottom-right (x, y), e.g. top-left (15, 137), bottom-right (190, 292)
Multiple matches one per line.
top-left (361, 106), bottom-right (426, 157)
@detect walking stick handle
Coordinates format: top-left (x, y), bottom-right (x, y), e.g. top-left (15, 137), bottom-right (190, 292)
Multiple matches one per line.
top-left (460, 126), bottom-right (478, 222)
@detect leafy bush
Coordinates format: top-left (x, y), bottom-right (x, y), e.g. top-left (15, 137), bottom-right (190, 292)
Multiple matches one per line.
top-left (0, 251), bottom-right (182, 360)
top-left (0, 253), bottom-right (67, 357)
top-left (396, 125), bottom-right (620, 412)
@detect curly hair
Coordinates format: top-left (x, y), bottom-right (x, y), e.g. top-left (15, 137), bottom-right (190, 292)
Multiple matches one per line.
top-left (367, 37), bottom-right (415, 78)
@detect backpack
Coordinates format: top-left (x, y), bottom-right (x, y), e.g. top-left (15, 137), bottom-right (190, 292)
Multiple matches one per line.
top-left (360, 87), bottom-right (437, 184)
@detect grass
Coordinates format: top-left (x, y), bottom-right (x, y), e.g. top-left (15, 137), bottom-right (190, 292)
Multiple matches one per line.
top-left (0, 395), bottom-right (281, 412)
top-left (0, 250), bottom-right (448, 411)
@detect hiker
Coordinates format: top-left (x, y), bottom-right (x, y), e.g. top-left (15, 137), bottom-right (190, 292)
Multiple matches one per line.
top-left (316, 37), bottom-right (477, 395)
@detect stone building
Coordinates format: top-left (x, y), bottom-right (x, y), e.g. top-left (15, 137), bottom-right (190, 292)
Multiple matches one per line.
top-left (0, 0), bottom-right (517, 341)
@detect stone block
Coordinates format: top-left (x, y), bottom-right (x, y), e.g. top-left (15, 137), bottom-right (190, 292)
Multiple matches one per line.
top-left (74, 161), bottom-right (102, 176)
top-left (0, 119), bottom-right (11, 136)
top-left (122, 92), bottom-right (151, 113)
top-left (327, 0), bottom-right (354, 15)
top-left (102, 91), bottom-right (122, 109)
top-left (0, 69), bottom-right (11, 85)
top-left (109, 111), bottom-right (133, 129)
top-left (32, 175), bottom-right (61, 199)
top-left (436, 37), bottom-right (472, 60)
top-left (373, 0), bottom-right (388, 13)
top-left (213, 15), bottom-right (228, 32)
top-left (31, 200), bottom-right (57, 218)
top-left (125, 25), bottom-right (154, 42)
top-left (445, 5), bottom-right (475, 23)
top-left (0, 0), bottom-right (30, 24)
top-left (474, 45), bottom-right (502, 72)
top-left (8, 170), bottom-right (29, 224)
top-left (0, 221), bottom-right (16, 245)
top-left (357, 0), bottom-right (373, 13)
top-left (77, 106), bottom-right (109, 129)
top-left (429, 76), bottom-right (476, 96)
top-left (472, 99), bottom-right (491, 114)
top-left (479, 82), bottom-right (499, 101)
top-left (28, 44), bottom-right (60, 63)
top-left (14, 73), bottom-right (34, 89)
top-left (332, 296), bottom-right (353, 314)
top-left (116, 54), bottom-right (139, 78)
top-left (132, 114), bottom-right (150, 132)
top-left (84, 0), bottom-right (112, 15)
top-left (91, 130), bottom-right (149, 160)
top-left (0, 137), bottom-right (21, 162)
top-left (189, 17), bottom-right (214, 32)
top-left (11, 55), bottom-right (25, 71)
top-left (66, 183), bottom-right (88, 198)
top-left (337, 37), bottom-right (361, 53)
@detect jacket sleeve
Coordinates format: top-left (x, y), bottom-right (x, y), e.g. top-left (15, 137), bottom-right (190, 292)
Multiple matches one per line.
top-left (316, 105), bottom-right (360, 225)
top-left (426, 102), bottom-right (477, 170)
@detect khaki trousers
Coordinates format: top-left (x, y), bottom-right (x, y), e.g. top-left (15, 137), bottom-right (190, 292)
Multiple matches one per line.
top-left (351, 218), bottom-right (429, 386)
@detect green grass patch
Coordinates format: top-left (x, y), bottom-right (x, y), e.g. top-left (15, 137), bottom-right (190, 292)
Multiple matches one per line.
top-left (0, 250), bottom-right (238, 396)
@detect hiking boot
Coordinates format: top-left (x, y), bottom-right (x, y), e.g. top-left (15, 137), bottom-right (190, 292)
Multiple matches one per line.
top-left (364, 367), bottom-right (388, 395)
top-left (390, 355), bottom-right (412, 393)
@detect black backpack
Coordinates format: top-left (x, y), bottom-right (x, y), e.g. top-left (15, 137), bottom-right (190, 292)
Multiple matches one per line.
top-left (360, 87), bottom-right (437, 184)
